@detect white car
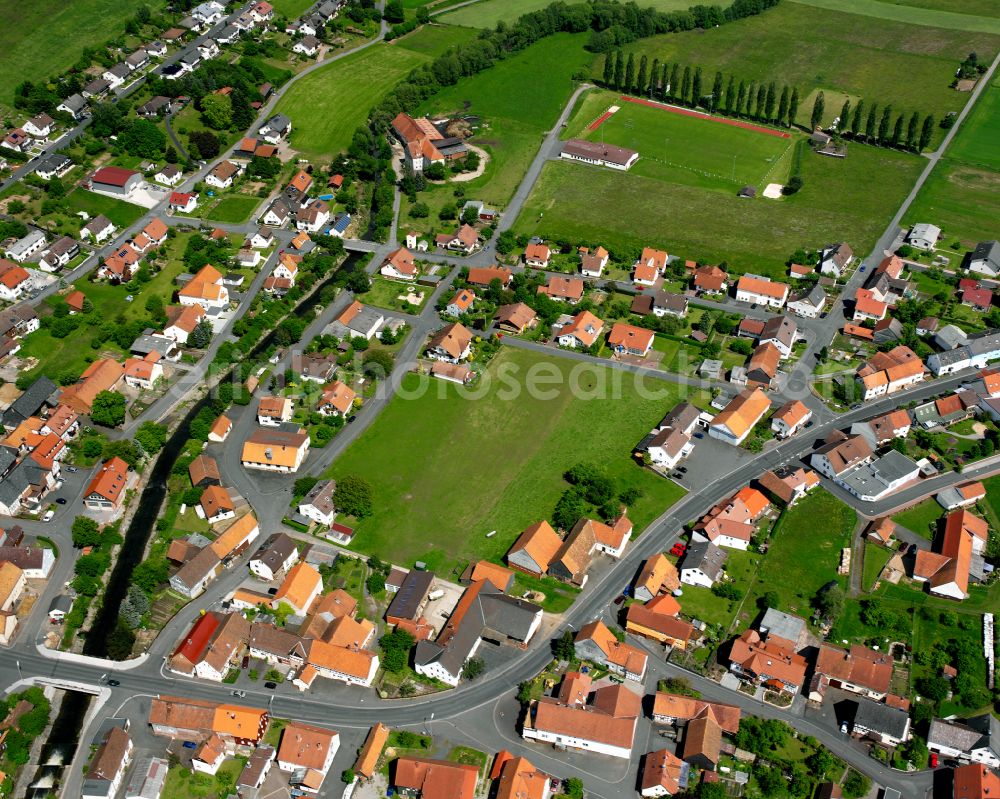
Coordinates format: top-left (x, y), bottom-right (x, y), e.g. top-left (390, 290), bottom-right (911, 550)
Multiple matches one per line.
top-left (42, 509), bottom-right (55, 522)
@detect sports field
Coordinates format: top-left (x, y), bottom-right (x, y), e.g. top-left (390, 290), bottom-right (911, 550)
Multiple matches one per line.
top-left (0, 0), bottom-right (150, 105)
top-left (565, 90), bottom-right (795, 192)
top-left (905, 83), bottom-right (1000, 244)
top-left (616, 2), bottom-right (1000, 130)
top-left (439, 0), bottom-right (693, 28)
top-left (514, 141), bottom-right (923, 278)
top-left (324, 346), bottom-right (705, 574)
top-left (274, 44), bottom-right (430, 158)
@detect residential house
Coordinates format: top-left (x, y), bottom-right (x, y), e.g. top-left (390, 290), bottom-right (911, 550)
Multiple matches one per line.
top-left (811, 433), bottom-right (874, 480)
top-left (4, 231), bottom-right (46, 264)
top-left (57, 94), bottom-right (87, 119)
top-left (960, 278), bottom-right (993, 312)
top-left (506, 521), bottom-right (561, 577)
top-left (446, 288), bottom-right (475, 318)
top-left (83, 456), bottom-right (129, 510)
top-left (735, 275), bottom-right (789, 309)
top-left (200, 485), bottom-right (235, 525)
top-left (169, 612), bottom-right (249, 680)
top-left (426, 322), bottom-right (473, 363)
top-left (820, 243), bottom-right (853, 277)
top-left (538, 275), bottom-right (584, 304)
top-left (328, 300), bottom-right (384, 340)
top-left (154, 164), bottom-right (182, 186)
top-left (522, 675), bottom-right (641, 759)
top-left (851, 697), bottom-right (911, 746)
top-left (188, 454), bottom-right (220, 488)
top-left (435, 224), bottom-right (479, 254)
top-left (850, 409), bottom-right (911, 448)
top-left (162, 304), bottom-right (206, 344)
top-left (937, 481), bottom-right (987, 511)
top-left (241, 427), bottom-right (310, 473)
top-left (607, 322), bottom-right (654, 357)
top-left (557, 311), bottom-right (604, 349)
top-left (651, 693), bottom-right (741, 732)
top-left (727, 627), bottom-right (807, 694)
top-left (0, 261), bottom-right (33, 301)
top-left (548, 515), bottom-right (632, 585)
top-left (968, 241), bottom-right (1000, 278)
top-left (787, 284), bottom-right (826, 319)
top-left (641, 750), bottom-right (690, 797)
top-left (293, 34), bottom-right (321, 56)
top-left (205, 160), bottom-right (241, 189)
top-left (82, 727), bottom-right (133, 799)
top-left (759, 316), bottom-right (798, 358)
top-left (580, 245), bottom-right (609, 278)
top-left (495, 303), bottom-right (537, 334)
top-left (380, 247), bottom-right (417, 281)
top-left (208, 415), bottom-right (231, 442)
top-left (317, 381), bottom-right (355, 417)
top-left (929, 330), bottom-right (1000, 376)
top-left (771, 399), bottom-right (811, 438)
top-left (908, 223), bottom-right (940, 251)
top-left (913, 509), bottom-right (989, 599)
top-left (927, 715), bottom-right (999, 768)
top-left (693, 265), bottom-right (728, 294)
top-left (36, 153), bottom-right (72, 181)
top-left (625, 596), bottom-right (695, 650)
top-left (169, 192), bottom-right (198, 214)
top-left (810, 644), bottom-right (893, 702)
top-left (391, 112), bottom-right (467, 172)
top-left (257, 396), bottom-right (292, 426)
top-left (855, 346), bottom-right (925, 400)
top-left (392, 758), bottom-right (479, 799)
top-left (249, 533), bottom-right (299, 581)
top-left (709, 387), bottom-right (771, 446)
top-left (574, 619), bottom-right (648, 681)
top-left (466, 266), bottom-right (512, 289)
top-left (680, 541), bottom-right (727, 588)
top-left (276, 723), bottom-right (339, 792)
top-left (122, 352), bottom-right (163, 389)
top-left (524, 242), bottom-right (551, 268)
top-left (298, 478), bottom-right (337, 527)
top-left (632, 553), bottom-right (681, 602)
top-left (853, 288), bottom-right (888, 323)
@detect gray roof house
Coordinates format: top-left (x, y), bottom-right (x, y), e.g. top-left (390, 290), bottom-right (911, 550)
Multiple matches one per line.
top-left (413, 581), bottom-right (542, 686)
top-left (758, 608), bottom-right (807, 648)
top-left (928, 330), bottom-right (1000, 376)
top-left (851, 697), bottom-right (910, 746)
top-left (680, 541), bottom-right (727, 588)
top-left (968, 240), bottom-right (1000, 278)
top-left (2, 376), bottom-right (58, 429)
top-left (927, 714), bottom-right (999, 768)
top-left (57, 93), bottom-right (87, 118)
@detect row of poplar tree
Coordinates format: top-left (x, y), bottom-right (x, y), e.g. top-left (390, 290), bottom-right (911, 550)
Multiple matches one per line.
top-left (601, 51), bottom-right (938, 152)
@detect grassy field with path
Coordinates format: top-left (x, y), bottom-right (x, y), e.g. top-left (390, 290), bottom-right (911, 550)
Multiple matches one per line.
top-left (617, 2), bottom-right (1000, 130)
top-left (882, 0), bottom-right (1000, 16)
top-left (275, 44), bottom-right (430, 158)
top-left (788, 0), bottom-right (1000, 32)
top-left (324, 346), bottom-right (707, 576)
top-left (513, 141), bottom-right (922, 277)
top-left (393, 23), bottom-right (478, 56)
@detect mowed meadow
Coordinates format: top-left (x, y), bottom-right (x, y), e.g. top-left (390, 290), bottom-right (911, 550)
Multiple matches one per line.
top-left (906, 77), bottom-right (1000, 244)
top-left (325, 347), bottom-right (702, 574)
top-left (514, 141), bottom-right (923, 278)
top-left (0, 0), bottom-right (151, 105)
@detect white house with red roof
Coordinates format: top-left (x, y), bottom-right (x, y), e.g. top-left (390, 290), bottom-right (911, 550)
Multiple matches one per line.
top-left (169, 192), bottom-right (198, 214)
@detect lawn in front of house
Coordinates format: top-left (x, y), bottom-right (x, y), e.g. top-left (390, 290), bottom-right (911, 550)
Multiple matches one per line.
top-left (204, 195), bottom-right (262, 224)
top-left (511, 572), bottom-right (579, 614)
top-left (890, 498), bottom-right (943, 539)
top-left (675, 547), bottom-right (761, 632)
top-left (513, 140), bottom-right (922, 279)
top-left (862, 541), bottom-right (895, 591)
top-left (324, 346), bottom-right (705, 576)
top-left (361, 277), bottom-right (428, 314)
top-left (161, 758), bottom-right (246, 799)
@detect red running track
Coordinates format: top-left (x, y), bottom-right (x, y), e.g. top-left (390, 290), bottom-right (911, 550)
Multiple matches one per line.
top-left (619, 96), bottom-right (791, 139)
top-left (588, 110), bottom-right (614, 130)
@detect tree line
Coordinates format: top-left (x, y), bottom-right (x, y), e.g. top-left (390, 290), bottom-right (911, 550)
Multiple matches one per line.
top-left (600, 52), bottom-right (938, 152)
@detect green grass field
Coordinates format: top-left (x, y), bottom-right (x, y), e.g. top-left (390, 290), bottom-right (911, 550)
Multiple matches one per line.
top-left (439, 0), bottom-right (693, 27)
top-left (891, 498), bottom-right (944, 538)
top-left (205, 196), bottom-right (261, 224)
top-left (275, 44), bottom-right (430, 158)
top-left (64, 189), bottom-right (145, 229)
top-left (514, 140), bottom-right (922, 277)
top-left (617, 2), bottom-right (1000, 130)
top-left (324, 346), bottom-right (707, 575)
top-left (416, 32), bottom-right (596, 208)
top-left (269, 0), bottom-right (316, 17)
top-left (393, 23), bottom-right (478, 57)
top-left (742, 490), bottom-right (856, 620)
top-left (862, 542), bottom-right (895, 591)
top-left (0, 0), bottom-right (151, 105)
top-left (565, 89), bottom-right (796, 191)
top-left (904, 78), bottom-right (1000, 245)
top-left (789, 0), bottom-right (1000, 31)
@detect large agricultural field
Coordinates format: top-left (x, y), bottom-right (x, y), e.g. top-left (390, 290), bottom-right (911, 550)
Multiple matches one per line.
top-left (905, 79), bottom-right (1000, 245)
top-left (790, 0), bottom-right (1000, 31)
top-left (514, 132), bottom-right (923, 276)
top-left (324, 346), bottom-right (707, 576)
top-left (0, 0), bottom-right (150, 105)
top-left (883, 0), bottom-right (1000, 17)
top-left (615, 2), bottom-right (1000, 131)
